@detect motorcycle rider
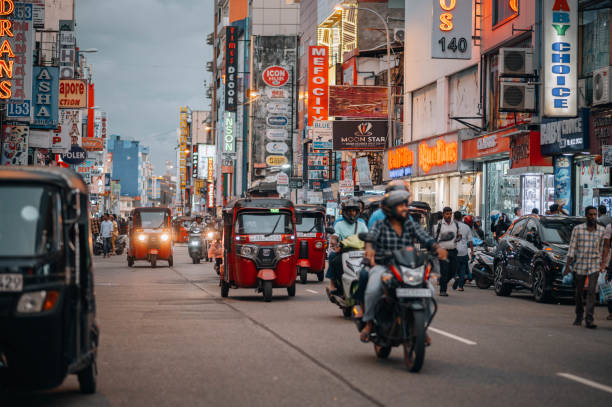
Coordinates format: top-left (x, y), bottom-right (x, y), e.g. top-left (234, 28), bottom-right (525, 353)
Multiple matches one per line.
top-left (360, 189), bottom-right (448, 342)
top-left (326, 198), bottom-right (368, 295)
top-left (189, 214), bottom-right (205, 232)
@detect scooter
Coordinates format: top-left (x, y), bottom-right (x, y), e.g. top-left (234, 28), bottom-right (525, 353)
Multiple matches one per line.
top-left (326, 248), bottom-right (364, 318)
top-left (188, 228), bottom-right (204, 264)
top-left (115, 234), bottom-right (127, 255)
top-left (353, 231), bottom-right (452, 373)
top-left (470, 238), bottom-right (496, 289)
top-left (93, 235), bottom-right (103, 255)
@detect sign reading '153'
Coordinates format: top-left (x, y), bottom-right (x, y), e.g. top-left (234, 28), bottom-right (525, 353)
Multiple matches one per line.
top-left (543, 0), bottom-right (577, 117)
top-left (431, 0), bottom-right (472, 59)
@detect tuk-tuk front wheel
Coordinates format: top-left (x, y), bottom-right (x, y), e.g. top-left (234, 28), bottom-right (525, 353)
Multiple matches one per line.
top-left (317, 271), bottom-right (324, 282)
top-left (287, 282), bottom-right (296, 297)
top-left (221, 279), bottom-right (230, 297)
top-left (263, 281), bottom-right (273, 302)
top-left (127, 256), bottom-right (134, 267)
top-left (299, 267), bottom-right (308, 284)
top-left (78, 357), bottom-right (97, 394)
top-left (150, 254), bottom-right (157, 268)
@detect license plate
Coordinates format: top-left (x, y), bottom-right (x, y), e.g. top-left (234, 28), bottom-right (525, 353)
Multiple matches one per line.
top-left (396, 288), bottom-right (432, 298)
top-left (298, 232), bottom-right (316, 238)
top-left (249, 235), bottom-right (281, 242)
top-left (348, 251), bottom-right (364, 258)
top-left (150, 249), bottom-right (159, 255)
top-left (0, 274), bottom-right (23, 292)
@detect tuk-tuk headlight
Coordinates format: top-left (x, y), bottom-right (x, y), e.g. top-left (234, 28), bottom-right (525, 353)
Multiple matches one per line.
top-left (207, 231), bottom-right (214, 239)
top-left (239, 245), bottom-right (257, 259)
top-left (138, 234), bottom-right (147, 242)
top-left (161, 233), bottom-right (170, 241)
top-left (276, 244), bottom-right (293, 258)
top-left (314, 241), bottom-right (324, 249)
top-left (16, 290), bottom-right (59, 313)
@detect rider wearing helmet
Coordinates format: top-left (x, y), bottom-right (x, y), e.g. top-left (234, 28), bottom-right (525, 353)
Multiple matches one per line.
top-left (326, 198), bottom-right (369, 294)
top-left (359, 189), bottom-right (447, 342)
top-left (367, 180), bottom-right (411, 228)
top-left (189, 214), bottom-right (204, 232)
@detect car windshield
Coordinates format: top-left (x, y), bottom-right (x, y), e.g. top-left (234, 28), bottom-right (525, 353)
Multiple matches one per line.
top-left (296, 213), bottom-right (324, 233)
top-left (540, 220), bottom-right (582, 244)
top-left (136, 211), bottom-right (168, 229)
top-left (236, 211), bottom-right (294, 235)
top-left (0, 185), bottom-right (61, 257)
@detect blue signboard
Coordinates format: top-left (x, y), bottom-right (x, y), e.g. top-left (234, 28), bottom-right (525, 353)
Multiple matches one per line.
top-left (31, 66), bottom-right (60, 129)
top-left (540, 109), bottom-right (589, 155)
top-left (553, 155), bottom-right (572, 215)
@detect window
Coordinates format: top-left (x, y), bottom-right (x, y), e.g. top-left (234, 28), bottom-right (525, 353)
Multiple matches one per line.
top-left (235, 211), bottom-right (294, 235)
top-left (525, 219), bottom-right (538, 236)
top-left (511, 219), bottom-right (527, 237)
top-left (580, 1), bottom-right (610, 79)
top-left (493, 0), bottom-right (519, 27)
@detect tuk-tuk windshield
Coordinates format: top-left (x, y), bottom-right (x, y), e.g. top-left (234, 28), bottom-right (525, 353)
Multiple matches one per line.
top-left (0, 185), bottom-right (61, 257)
top-left (135, 211), bottom-right (168, 229)
top-left (296, 213), bottom-right (324, 233)
top-left (236, 211), bottom-right (294, 235)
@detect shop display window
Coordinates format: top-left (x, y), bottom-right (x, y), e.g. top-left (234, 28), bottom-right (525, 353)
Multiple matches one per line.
top-left (576, 158), bottom-right (610, 215)
top-left (459, 174), bottom-right (478, 215)
top-left (485, 160), bottom-right (520, 234)
top-left (414, 180), bottom-right (437, 212)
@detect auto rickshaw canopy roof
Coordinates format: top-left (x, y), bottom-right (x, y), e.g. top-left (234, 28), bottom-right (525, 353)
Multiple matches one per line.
top-left (224, 198), bottom-right (294, 212)
top-left (0, 166), bottom-right (88, 194)
top-left (295, 204), bottom-right (326, 213)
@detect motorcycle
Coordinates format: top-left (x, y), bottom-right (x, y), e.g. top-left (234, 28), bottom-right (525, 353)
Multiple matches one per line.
top-left (115, 234), bottom-right (127, 255)
top-left (93, 235), bottom-right (103, 256)
top-left (327, 248), bottom-right (364, 318)
top-left (470, 238), bottom-right (496, 289)
top-left (188, 228), bottom-right (204, 264)
top-left (354, 231), bottom-right (452, 373)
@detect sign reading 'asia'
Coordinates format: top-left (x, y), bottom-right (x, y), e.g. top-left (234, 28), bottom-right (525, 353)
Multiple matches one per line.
top-left (543, 0), bottom-right (578, 117)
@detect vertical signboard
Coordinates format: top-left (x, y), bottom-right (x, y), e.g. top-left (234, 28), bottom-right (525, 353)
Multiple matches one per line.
top-left (431, 0), bottom-right (472, 59)
top-left (31, 66), bottom-right (60, 129)
top-left (223, 111), bottom-right (235, 154)
top-left (6, 2), bottom-right (34, 120)
top-left (225, 26), bottom-right (238, 112)
top-left (307, 46), bottom-right (329, 126)
top-left (553, 155), bottom-right (572, 214)
top-left (59, 109), bottom-right (82, 146)
top-left (543, 0), bottom-right (578, 117)
top-left (59, 30), bottom-right (76, 79)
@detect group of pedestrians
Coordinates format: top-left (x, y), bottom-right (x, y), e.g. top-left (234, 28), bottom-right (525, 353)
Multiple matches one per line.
top-left (92, 213), bottom-right (121, 258)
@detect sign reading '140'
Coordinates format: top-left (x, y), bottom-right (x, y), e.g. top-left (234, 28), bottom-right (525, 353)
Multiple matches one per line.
top-left (431, 0), bottom-right (472, 59)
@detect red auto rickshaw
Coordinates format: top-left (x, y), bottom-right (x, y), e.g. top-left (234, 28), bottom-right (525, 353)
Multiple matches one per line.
top-left (295, 205), bottom-right (327, 284)
top-left (172, 215), bottom-right (191, 243)
top-left (220, 198), bottom-right (298, 302)
top-left (127, 207), bottom-right (173, 268)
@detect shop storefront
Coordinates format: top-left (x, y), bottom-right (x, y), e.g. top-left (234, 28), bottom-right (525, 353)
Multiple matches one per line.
top-left (540, 109), bottom-right (590, 215)
top-left (508, 130), bottom-right (554, 215)
top-left (462, 132), bottom-right (517, 231)
top-left (384, 133), bottom-right (479, 213)
top-left (588, 107), bottom-right (612, 212)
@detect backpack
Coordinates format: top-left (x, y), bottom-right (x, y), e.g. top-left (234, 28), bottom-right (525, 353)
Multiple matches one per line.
top-left (435, 220), bottom-right (460, 242)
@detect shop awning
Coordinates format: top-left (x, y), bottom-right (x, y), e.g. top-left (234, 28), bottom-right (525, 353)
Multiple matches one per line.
top-left (507, 166), bottom-right (553, 176)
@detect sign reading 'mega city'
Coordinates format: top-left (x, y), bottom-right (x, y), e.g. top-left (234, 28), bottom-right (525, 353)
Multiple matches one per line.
top-left (543, 0), bottom-right (578, 117)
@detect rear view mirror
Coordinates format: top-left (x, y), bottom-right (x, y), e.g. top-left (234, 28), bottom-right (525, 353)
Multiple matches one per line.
top-left (325, 227), bottom-right (335, 235)
top-left (439, 231), bottom-right (455, 242)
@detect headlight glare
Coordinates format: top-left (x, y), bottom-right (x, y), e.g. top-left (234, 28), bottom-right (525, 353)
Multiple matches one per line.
top-left (207, 232), bottom-right (214, 239)
top-left (161, 234), bottom-right (169, 241)
top-left (138, 234), bottom-right (147, 242)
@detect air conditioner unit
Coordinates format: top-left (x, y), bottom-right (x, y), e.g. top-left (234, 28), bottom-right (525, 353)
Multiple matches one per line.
top-left (393, 28), bottom-right (405, 42)
top-left (499, 82), bottom-right (536, 112)
top-left (593, 66), bottom-right (612, 105)
top-left (499, 48), bottom-right (535, 76)
top-left (206, 61), bottom-right (213, 72)
top-left (578, 78), bottom-right (589, 108)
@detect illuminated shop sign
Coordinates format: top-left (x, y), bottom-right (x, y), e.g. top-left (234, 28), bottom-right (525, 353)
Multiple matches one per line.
top-left (223, 111), bottom-right (235, 154)
top-left (543, 0), bottom-right (577, 117)
top-left (225, 26), bottom-right (238, 112)
top-left (0, 1), bottom-right (15, 100)
top-left (388, 145), bottom-right (415, 179)
top-left (307, 46), bottom-right (328, 126)
top-left (418, 138), bottom-right (457, 173)
top-left (431, 0), bottom-right (472, 59)
top-left (541, 108), bottom-right (589, 154)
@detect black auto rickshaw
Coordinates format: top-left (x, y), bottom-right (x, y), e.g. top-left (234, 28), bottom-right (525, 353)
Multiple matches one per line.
top-left (0, 167), bottom-right (99, 393)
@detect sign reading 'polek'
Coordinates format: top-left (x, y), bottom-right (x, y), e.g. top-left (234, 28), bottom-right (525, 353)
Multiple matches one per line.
top-left (61, 144), bottom-right (88, 165)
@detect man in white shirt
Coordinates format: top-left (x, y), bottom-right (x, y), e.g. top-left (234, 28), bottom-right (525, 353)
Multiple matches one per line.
top-left (434, 207), bottom-right (459, 296)
top-left (100, 214), bottom-right (114, 258)
top-left (452, 211), bottom-right (474, 291)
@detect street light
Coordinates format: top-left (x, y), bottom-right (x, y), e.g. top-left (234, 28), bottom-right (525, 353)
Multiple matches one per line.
top-left (337, 2), bottom-right (393, 148)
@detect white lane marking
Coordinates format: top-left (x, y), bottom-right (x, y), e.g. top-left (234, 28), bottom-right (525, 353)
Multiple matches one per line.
top-left (557, 373), bottom-right (612, 395)
top-left (305, 289), bottom-right (319, 294)
top-left (428, 327), bottom-right (477, 346)
top-left (96, 282), bottom-right (114, 286)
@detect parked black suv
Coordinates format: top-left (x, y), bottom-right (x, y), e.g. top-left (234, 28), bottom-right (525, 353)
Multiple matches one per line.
top-left (494, 215), bottom-right (583, 302)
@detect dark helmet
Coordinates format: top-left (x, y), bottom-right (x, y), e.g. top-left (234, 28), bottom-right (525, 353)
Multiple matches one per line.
top-left (381, 190), bottom-right (411, 220)
top-left (342, 198), bottom-right (361, 224)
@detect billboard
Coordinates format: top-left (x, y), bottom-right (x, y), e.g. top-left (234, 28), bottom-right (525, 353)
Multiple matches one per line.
top-left (329, 86), bottom-right (387, 118)
top-left (307, 46), bottom-right (328, 126)
top-left (332, 120), bottom-right (387, 150)
top-left (31, 66), bottom-right (60, 129)
top-left (6, 3), bottom-right (34, 121)
top-left (225, 26), bottom-right (238, 112)
top-left (59, 80), bottom-right (87, 108)
top-left (431, 0), bottom-right (472, 59)
top-left (543, 0), bottom-right (578, 117)
top-left (59, 109), bottom-right (82, 146)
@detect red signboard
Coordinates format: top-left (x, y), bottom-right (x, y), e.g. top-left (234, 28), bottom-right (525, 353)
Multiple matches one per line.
top-left (329, 86), bottom-right (388, 118)
top-left (462, 134), bottom-right (511, 160)
top-left (510, 131), bottom-right (552, 169)
top-left (81, 137), bottom-right (104, 151)
top-left (307, 46), bottom-right (329, 126)
top-left (262, 66), bottom-right (289, 87)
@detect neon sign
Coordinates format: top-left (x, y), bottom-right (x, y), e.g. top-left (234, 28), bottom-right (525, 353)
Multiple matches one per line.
top-left (388, 145), bottom-right (414, 170)
top-left (418, 139), bottom-right (457, 173)
top-left (0, 0), bottom-right (15, 99)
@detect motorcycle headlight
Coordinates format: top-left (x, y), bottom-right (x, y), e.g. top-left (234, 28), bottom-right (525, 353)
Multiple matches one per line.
top-left (276, 244), bottom-right (293, 258)
top-left (161, 234), bottom-right (170, 241)
top-left (138, 234), bottom-right (147, 242)
top-left (239, 245), bottom-right (257, 259)
top-left (189, 240), bottom-right (201, 246)
top-left (401, 265), bottom-right (425, 286)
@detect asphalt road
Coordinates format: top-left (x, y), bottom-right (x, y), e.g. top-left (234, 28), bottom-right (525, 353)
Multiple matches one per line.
top-left (8, 245), bottom-right (612, 406)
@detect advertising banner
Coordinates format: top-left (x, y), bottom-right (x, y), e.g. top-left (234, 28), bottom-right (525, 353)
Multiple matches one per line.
top-left (81, 137), bottom-right (104, 151)
top-left (1, 124), bottom-right (28, 165)
top-left (416, 134), bottom-right (459, 176)
top-left (59, 80), bottom-right (87, 108)
top-left (223, 111), bottom-right (235, 154)
top-left (6, 3), bottom-right (34, 121)
top-left (541, 108), bottom-right (589, 155)
top-left (307, 46), bottom-right (329, 126)
top-left (553, 155), bottom-right (572, 214)
top-left (311, 120), bottom-right (332, 149)
top-left (29, 129), bottom-right (51, 148)
top-left (385, 144), bottom-right (416, 179)
top-left (59, 109), bottom-right (82, 146)
top-left (543, 0), bottom-right (578, 117)
top-left (329, 86), bottom-right (387, 118)
top-left (356, 157), bottom-right (373, 188)
top-left (31, 67), bottom-right (60, 129)
top-left (431, 0), bottom-right (472, 59)
top-left (333, 120), bottom-right (387, 150)
top-left (225, 26), bottom-right (238, 112)
top-left (461, 133), bottom-right (511, 160)
top-left (251, 36), bottom-right (296, 178)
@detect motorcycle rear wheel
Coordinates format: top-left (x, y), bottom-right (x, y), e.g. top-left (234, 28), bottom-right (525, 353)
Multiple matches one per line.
top-left (403, 310), bottom-right (426, 373)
